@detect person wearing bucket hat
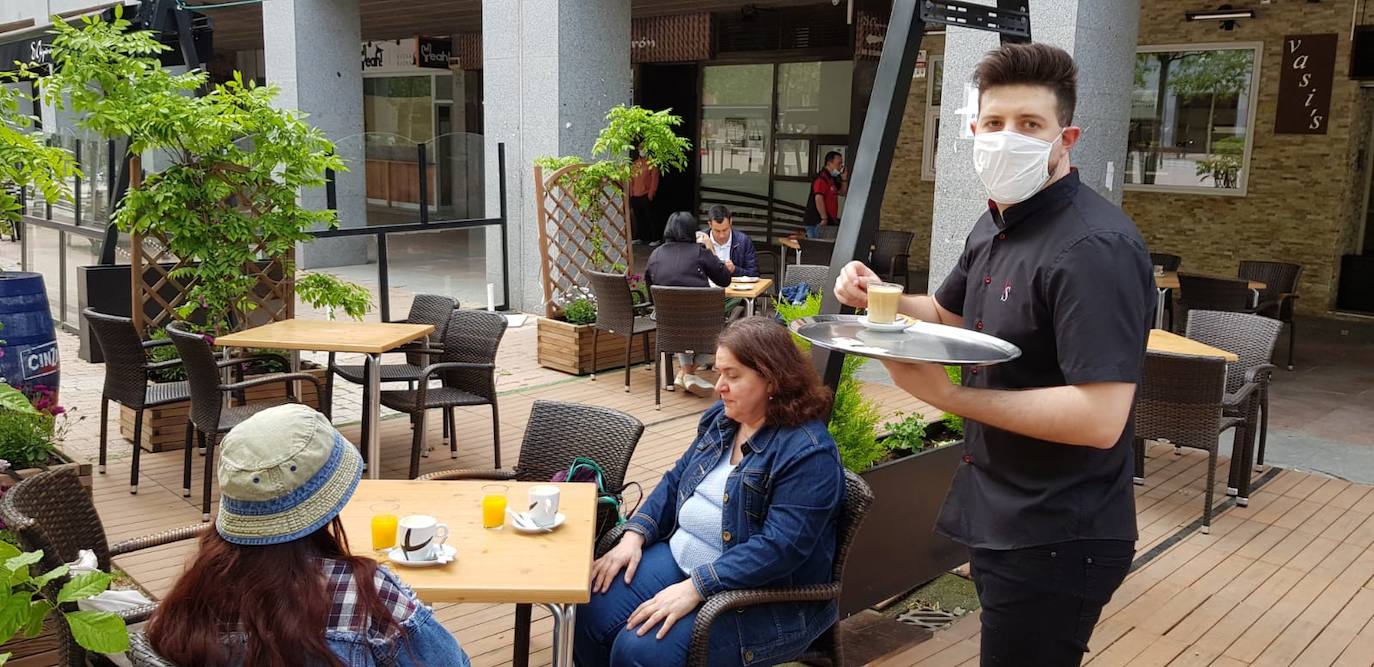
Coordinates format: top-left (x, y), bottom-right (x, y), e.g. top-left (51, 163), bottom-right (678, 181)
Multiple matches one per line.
top-left (144, 404), bottom-right (471, 667)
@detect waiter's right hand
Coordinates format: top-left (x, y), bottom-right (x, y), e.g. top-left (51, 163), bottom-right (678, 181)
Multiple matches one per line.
top-left (834, 261), bottom-right (879, 309)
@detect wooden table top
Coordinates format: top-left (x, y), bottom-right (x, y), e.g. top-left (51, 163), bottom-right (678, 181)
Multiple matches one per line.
top-left (1147, 329), bottom-right (1239, 362)
top-left (214, 319), bottom-right (435, 354)
top-left (725, 277), bottom-right (774, 299)
top-left (339, 480), bottom-right (596, 605)
top-left (778, 236), bottom-right (801, 250)
top-left (1155, 271), bottom-right (1265, 291)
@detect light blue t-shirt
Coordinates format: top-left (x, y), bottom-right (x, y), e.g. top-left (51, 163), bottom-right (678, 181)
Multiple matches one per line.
top-left (669, 454), bottom-right (736, 574)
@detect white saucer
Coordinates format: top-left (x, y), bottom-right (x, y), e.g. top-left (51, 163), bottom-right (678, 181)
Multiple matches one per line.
top-left (512, 512), bottom-right (566, 533)
top-left (858, 315), bottom-right (916, 332)
top-left (387, 543), bottom-right (456, 566)
top-left (732, 276), bottom-right (760, 284)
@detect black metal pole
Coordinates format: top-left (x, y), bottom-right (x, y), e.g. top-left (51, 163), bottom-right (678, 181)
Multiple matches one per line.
top-left (100, 142), bottom-right (132, 265)
top-left (417, 142), bottom-right (430, 224)
top-left (73, 141), bottom-right (83, 226)
top-left (815, 0), bottom-right (926, 391)
top-left (497, 142), bottom-right (510, 311)
top-left (377, 233), bottom-right (391, 322)
top-left (325, 167), bottom-right (338, 211)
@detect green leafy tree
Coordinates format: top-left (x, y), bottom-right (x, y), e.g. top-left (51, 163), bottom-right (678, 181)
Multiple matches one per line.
top-left (1168, 50), bottom-right (1252, 155)
top-left (0, 70), bottom-right (77, 233)
top-left (40, 10), bottom-right (346, 334)
top-left (535, 105), bottom-right (691, 214)
top-left (295, 273), bottom-right (373, 321)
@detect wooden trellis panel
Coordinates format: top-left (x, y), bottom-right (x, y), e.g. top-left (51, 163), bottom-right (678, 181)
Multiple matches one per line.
top-left (534, 163), bottom-right (634, 319)
top-left (127, 157), bottom-right (296, 335)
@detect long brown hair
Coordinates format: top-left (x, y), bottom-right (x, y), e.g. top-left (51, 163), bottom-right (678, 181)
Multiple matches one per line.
top-left (716, 316), bottom-right (832, 427)
top-left (147, 517), bottom-right (400, 667)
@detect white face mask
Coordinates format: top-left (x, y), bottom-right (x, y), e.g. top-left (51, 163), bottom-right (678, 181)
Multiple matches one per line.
top-left (973, 130), bottom-right (1063, 205)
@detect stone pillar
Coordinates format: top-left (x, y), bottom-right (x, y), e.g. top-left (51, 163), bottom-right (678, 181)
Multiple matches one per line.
top-left (262, 0), bottom-right (369, 269)
top-left (928, 0), bottom-right (1140, 290)
top-left (483, 0), bottom-right (632, 314)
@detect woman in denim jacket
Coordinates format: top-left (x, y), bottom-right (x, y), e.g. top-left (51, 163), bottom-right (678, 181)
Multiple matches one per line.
top-left (576, 317), bottom-right (846, 666)
top-left (144, 404), bottom-right (470, 667)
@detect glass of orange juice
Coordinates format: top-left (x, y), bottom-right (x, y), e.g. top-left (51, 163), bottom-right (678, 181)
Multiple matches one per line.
top-left (481, 485), bottom-right (508, 529)
top-left (370, 503), bottom-right (399, 551)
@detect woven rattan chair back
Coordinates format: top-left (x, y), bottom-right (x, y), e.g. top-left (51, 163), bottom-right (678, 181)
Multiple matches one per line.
top-left (1150, 253), bottom-right (1182, 272)
top-left (1238, 261), bottom-right (1302, 317)
top-left (1178, 273), bottom-right (1253, 317)
top-left (513, 400), bottom-right (644, 490)
top-left (1184, 310), bottom-right (1282, 394)
top-left (817, 225), bottom-right (839, 240)
top-left (872, 230), bottom-right (914, 275)
top-left (0, 468), bottom-right (112, 582)
top-left (83, 309), bottom-right (155, 407)
top-left (438, 309), bottom-right (507, 399)
top-left (797, 237), bottom-right (835, 265)
top-left (1136, 351), bottom-right (1228, 452)
top-left (166, 322), bottom-right (226, 434)
top-left (587, 271), bottom-right (638, 336)
top-left (650, 286), bottom-right (726, 357)
top-left (783, 264), bottom-right (831, 294)
top-left (403, 294), bottom-right (458, 366)
top-left (834, 470), bottom-right (875, 582)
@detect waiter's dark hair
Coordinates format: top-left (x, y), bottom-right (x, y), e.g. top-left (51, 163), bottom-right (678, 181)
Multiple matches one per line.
top-left (973, 42), bottom-right (1078, 126)
top-left (663, 211), bottom-right (700, 243)
top-left (822, 151), bottom-right (842, 168)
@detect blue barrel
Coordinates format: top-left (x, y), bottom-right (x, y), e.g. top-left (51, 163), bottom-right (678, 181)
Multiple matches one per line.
top-left (0, 272), bottom-right (60, 406)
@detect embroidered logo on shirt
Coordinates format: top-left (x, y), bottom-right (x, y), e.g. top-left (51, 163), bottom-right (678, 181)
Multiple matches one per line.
top-left (1001, 281), bottom-right (1013, 302)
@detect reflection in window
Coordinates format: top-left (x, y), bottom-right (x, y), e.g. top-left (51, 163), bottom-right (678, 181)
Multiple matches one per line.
top-left (363, 76), bottom-right (434, 161)
top-left (701, 64), bottom-right (773, 215)
top-left (776, 61), bottom-right (853, 135)
top-left (773, 139), bottom-right (811, 177)
top-left (923, 56), bottom-right (943, 181)
top-left (1126, 47), bottom-right (1258, 193)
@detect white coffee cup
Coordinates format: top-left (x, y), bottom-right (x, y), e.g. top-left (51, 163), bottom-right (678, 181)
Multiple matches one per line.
top-left (529, 485), bottom-right (561, 528)
top-left (398, 514), bottom-right (449, 561)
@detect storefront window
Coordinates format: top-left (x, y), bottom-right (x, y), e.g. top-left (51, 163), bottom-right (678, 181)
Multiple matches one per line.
top-left (363, 75), bottom-right (435, 160)
top-left (1126, 44), bottom-right (1260, 195)
top-left (776, 61), bottom-right (852, 134)
top-left (923, 56), bottom-right (944, 182)
top-left (701, 64), bottom-right (773, 220)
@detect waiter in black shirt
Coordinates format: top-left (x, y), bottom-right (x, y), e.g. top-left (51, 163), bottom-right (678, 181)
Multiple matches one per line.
top-left (834, 44), bottom-right (1155, 665)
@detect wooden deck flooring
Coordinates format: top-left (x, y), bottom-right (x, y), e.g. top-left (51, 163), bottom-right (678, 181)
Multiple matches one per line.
top-left (64, 345), bottom-right (1374, 667)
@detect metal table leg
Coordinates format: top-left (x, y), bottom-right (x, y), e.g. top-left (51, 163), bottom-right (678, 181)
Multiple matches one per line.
top-left (366, 352), bottom-right (382, 479)
top-left (541, 603), bottom-right (577, 667)
top-left (745, 296), bottom-right (756, 317)
top-left (1155, 287), bottom-right (1169, 329)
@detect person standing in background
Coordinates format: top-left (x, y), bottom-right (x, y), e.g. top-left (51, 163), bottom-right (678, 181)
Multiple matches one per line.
top-left (629, 146), bottom-right (661, 246)
top-left (801, 151), bottom-right (848, 238)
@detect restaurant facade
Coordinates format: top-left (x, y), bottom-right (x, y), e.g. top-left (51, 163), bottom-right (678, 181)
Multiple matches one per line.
top-left (4, 0), bottom-right (1374, 319)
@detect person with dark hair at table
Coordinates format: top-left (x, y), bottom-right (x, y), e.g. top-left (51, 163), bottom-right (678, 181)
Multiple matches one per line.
top-left (800, 151), bottom-right (848, 238)
top-left (645, 211), bottom-right (732, 397)
top-left (705, 205), bottom-right (758, 278)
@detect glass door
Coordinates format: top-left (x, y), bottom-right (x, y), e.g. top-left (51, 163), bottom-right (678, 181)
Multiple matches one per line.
top-left (700, 64), bottom-right (775, 237)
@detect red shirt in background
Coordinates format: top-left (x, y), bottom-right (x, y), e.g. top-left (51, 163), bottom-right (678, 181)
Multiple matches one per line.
top-left (811, 172), bottom-right (839, 221)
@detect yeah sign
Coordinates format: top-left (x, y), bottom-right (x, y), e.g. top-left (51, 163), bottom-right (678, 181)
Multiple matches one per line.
top-left (1275, 34), bottom-right (1337, 135)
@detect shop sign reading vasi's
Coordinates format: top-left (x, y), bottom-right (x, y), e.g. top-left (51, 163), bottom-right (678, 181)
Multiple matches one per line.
top-left (1275, 33), bottom-right (1337, 135)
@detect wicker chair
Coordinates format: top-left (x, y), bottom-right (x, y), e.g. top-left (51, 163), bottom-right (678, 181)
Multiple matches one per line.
top-left (0, 468), bottom-right (207, 667)
top-left (756, 248), bottom-right (781, 285)
top-left (586, 271), bottom-right (656, 392)
top-left (783, 263), bottom-right (831, 295)
top-left (590, 470), bottom-right (874, 667)
top-left (1238, 261), bottom-right (1303, 370)
top-left (1185, 310), bottom-right (1282, 500)
top-left (797, 237), bottom-right (836, 266)
top-left (419, 400), bottom-right (645, 667)
top-left (1177, 273), bottom-right (1257, 330)
top-left (379, 309), bottom-right (507, 478)
top-left (650, 286), bottom-right (726, 407)
top-left (817, 225), bottom-right (840, 240)
top-left (872, 230), bottom-right (914, 290)
top-left (167, 322), bottom-right (326, 521)
top-left (1133, 351), bottom-right (1253, 533)
top-left (1149, 254), bottom-right (1182, 329)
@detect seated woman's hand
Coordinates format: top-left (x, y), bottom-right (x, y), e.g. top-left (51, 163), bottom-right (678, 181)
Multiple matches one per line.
top-left (591, 531), bottom-right (646, 594)
top-left (626, 580), bottom-right (704, 640)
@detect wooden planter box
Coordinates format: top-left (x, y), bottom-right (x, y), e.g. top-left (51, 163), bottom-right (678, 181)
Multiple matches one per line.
top-left (537, 317), bottom-right (656, 376)
top-left (0, 614), bottom-right (62, 666)
top-left (119, 367), bottom-right (326, 452)
top-left (841, 440), bottom-right (969, 617)
top-left (0, 448), bottom-right (93, 495)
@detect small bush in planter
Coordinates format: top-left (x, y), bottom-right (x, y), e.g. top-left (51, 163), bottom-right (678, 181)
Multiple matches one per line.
top-left (563, 298), bottom-right (598, 325)
top-left (0, 541), bottom-right (131, 656)
top-left (0, 385), bottom-right (78, 471)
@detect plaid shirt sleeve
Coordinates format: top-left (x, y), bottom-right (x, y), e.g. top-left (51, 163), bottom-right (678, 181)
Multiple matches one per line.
top-left (322, 558), bottom-right (420, 637)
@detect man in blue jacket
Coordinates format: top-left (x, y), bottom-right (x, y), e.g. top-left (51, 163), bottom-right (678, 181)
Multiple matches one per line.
top-left (703, 205), bottom-right (759, 278)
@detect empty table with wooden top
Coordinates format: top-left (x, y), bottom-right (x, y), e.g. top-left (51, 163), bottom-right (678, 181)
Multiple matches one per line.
top-left (339, 480), bottom-right (595, 667)
top-left (1147, 329), bottom-right (1239, 362)
top-left (214, 319), bottom-right (434, 479)
top-left (726, 277), bottom-right (774, 317)
top-left (1153, 271), bottom-right (1266, 329)
top-left (777, 236), bottom-right (801, 266)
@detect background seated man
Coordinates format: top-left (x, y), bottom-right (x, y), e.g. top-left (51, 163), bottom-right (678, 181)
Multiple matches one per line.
top-left (705, 205), bottom-right (758, 278)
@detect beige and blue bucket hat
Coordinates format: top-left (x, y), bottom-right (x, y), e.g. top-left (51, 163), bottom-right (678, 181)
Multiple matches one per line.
top-left (215, 404), bottom-right (363, 546)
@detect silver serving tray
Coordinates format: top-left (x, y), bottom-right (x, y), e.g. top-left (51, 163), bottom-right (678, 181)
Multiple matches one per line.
top-left (789, 314), bottom-right (1021, 365)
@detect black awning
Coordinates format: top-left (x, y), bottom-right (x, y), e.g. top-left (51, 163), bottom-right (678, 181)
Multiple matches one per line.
top-left (0, 4), bottom-right (213, 74)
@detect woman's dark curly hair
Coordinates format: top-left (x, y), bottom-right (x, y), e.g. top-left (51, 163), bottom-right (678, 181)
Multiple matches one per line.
top-left (716, 316), bottom-right (832, 427)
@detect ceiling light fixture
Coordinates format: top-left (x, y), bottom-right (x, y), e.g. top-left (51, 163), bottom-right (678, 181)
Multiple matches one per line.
top-left (1185, 6), bottom-right (1256, 21)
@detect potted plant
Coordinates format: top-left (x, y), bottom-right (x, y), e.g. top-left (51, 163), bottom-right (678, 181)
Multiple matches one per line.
top-left (533, 105), bottom-right (684, 374)
top-left (777, 295), bottom-right (969, 616)
top-left (0, 541), bottom-right (130, 662)
top-left (0, 383), bottom-right (90, 494)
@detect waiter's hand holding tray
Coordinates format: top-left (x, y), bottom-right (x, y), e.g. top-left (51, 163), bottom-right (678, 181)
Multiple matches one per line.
top-left (788, 314), bottom-right (1021, 366)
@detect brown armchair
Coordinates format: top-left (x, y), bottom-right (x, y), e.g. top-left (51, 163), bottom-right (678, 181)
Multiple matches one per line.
top-left (586, 271), bottom-right (656, 392)
top-left (1238, 261), bottom-right (1302, 370)
top-left (0, 468), bottom-right (208, 667)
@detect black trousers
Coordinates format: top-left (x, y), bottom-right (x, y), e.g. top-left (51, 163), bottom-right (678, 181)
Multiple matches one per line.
top-left (629, 195), bottom-right (655, 243)
top-left (970, 539), bottom-right (1134, 666)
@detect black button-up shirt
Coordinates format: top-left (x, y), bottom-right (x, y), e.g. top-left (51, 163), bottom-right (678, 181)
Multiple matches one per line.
top-left (932, 170), bottom-right (1156, 550)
